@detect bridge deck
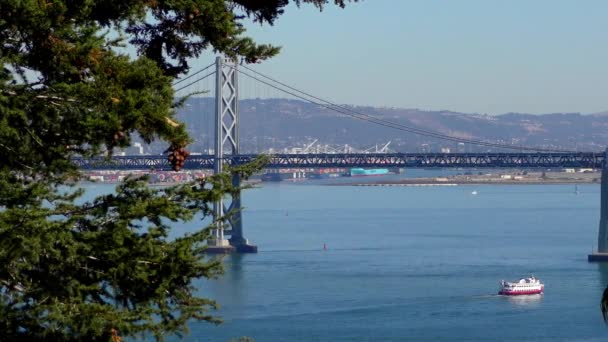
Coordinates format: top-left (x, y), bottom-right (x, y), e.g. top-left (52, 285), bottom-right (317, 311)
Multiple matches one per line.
top-left (73, 152), bottom-right (605, 171)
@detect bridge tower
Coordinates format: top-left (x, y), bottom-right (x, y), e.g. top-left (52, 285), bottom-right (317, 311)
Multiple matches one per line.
top-left (589, 148), bottom-right (608, 261)
top-left (207, 57), bottom-right (257, 253)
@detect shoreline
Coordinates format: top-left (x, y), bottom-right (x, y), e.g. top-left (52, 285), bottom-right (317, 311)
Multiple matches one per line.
top-left (345, 180), bottom-right (597, 187)
top-left (332, 172), bottom-right (600, 186)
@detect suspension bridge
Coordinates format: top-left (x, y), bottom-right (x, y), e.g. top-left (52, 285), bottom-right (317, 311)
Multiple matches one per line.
top-left (79, 57), bottom-right (608, 259)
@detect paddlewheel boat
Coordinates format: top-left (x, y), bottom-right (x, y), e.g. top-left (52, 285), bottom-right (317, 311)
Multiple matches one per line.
top-left (499, 276), bottom-right (544, 296)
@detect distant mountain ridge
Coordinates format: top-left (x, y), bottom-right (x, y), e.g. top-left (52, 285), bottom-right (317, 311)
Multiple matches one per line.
top-left (175, 98), bottom-right (608, 153)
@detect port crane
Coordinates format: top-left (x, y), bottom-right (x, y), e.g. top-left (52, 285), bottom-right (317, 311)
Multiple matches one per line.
top-left (362, 141), bottom-right (392, 154)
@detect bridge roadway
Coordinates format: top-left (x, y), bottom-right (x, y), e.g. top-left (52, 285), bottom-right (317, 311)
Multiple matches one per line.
top-left (74, 152), bottom-right (605, 171)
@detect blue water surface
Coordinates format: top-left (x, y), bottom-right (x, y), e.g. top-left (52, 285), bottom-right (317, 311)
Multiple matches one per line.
top-left (88, 181), bottom-right (608, 341)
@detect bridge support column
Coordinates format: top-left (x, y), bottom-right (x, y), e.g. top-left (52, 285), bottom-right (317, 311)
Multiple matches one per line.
top-left (206, 56), bottom-right (257, 254)
top-left (589, 148), bottom-right (608, 261)
top-left (227, 172), bottom-right (257, 252)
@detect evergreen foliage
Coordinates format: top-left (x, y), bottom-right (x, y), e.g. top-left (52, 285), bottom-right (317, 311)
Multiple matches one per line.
top-left (0, 0), bottom-right (352, 340)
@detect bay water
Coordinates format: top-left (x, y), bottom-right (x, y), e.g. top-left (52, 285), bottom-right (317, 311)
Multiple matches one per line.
top-left (87, 181), bottom-right (608, 341)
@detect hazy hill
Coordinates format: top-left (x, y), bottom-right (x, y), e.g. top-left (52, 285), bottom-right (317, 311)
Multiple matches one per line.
top-left (173, 98), bottom-right (608, 154)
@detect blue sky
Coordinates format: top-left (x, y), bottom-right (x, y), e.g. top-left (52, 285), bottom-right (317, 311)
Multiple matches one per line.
top-left (189, 0), bottom-right (608, 115)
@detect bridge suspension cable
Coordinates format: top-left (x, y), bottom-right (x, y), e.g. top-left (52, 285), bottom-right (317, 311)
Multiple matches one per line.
top-left (173, 70), bottom-right (216, 93)
top-left (233, 63), bottom-right (574, 153)
top-left (173, 62), bottom-right (216, 86)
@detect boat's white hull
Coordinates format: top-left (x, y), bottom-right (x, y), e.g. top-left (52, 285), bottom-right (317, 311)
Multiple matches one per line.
top-left (498, 286), bottom-right (543, 296)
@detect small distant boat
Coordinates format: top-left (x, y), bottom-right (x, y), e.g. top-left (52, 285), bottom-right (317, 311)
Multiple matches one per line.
top-left (499, 276), bottom-right (544, 296)
top-left (471, 190), bottom-right (478, 195)
top-left (574, 184), bottom-right (579, 195)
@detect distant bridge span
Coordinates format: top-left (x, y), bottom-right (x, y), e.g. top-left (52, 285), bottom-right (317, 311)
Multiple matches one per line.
top-left (73, 152), bottom-right (605, 171)
top-left (74, 57), bottom-right (608, 256)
